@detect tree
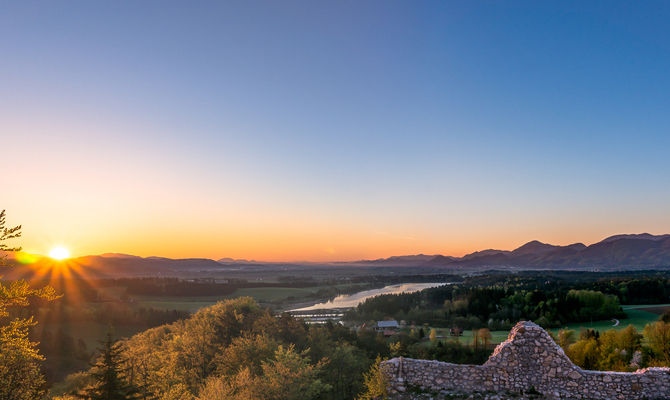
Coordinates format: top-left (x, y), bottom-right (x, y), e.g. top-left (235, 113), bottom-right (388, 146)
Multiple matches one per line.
top-left (76, 332), bottom-right (144, 400)
top-left (255, 345), bottom-right (330, 400)
top-left (0, 210), bottom-right (58, 400)
top-left (557, 329), bottom-right (576, 349)
top-left (357, 356), bottom-right (388, 400)
top-left (597, 325), bottom-right (641, 371)
top-left (429, 328), bottom-right (437, 344)
top-left (644, 321), bottom-right (670, 365)
top-left (567, 337), bottom-right (600, 370)
top-left (478, 328), bottom-right (492, 349)
top-left (201, 345), bottom-right (329, 400)
top-left (213, 334), bottom-right (279, 377)
top-left (471, 329), bottom-right (480, 350)
top-left (0, 210), bottom-right (22, 255)
top-left (660, 310), bottom-right (670, 323)
top-left (319, 342), bottom-right (368, 400)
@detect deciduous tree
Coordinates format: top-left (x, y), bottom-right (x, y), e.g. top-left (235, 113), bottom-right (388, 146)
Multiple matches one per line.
top-left (0, 210), bottom-right (58, 400)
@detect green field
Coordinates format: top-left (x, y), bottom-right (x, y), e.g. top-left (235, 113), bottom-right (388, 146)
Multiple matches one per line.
top-left (132, 283), bottom-right (372, 311)
top-left (227, 286), bottom-right (321, 302)
top-left (622, 303), bottom-right (670, 313)
top-left (550, 305), bottom-right (665, 336)
top-left (422, 305), bottom-right (665, 347)
top-left (132, 287), bottom-right (323, 311)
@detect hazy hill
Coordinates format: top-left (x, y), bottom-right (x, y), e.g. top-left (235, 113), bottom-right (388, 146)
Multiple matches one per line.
top-left (0, 254), bottom-right (229, 279)
top-left (347, 233), bottom-right (670, 270)
top-left (347, 254), bottom-right (443, 267)
top-left (3, 233), bottom-right (670, 279)
top-left (425, 233), bottom-right (670, 270)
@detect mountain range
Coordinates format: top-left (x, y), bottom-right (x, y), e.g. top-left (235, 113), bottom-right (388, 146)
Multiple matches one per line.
top-left (353, 233), bottom-right (670, 269)
top-left (2, 233), bottom-right (670, 278)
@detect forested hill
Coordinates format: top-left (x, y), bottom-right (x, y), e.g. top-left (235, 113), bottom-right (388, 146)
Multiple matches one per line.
top-left (50, 297), bottom-right (379, 400)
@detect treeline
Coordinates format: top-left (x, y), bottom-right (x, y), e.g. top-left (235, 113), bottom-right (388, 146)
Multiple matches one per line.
top-left (35, 301), bottom-right (190, 327)
top-left (50, 297), bottom-right (485, 400)
top-left (453, 271), bottom-right (670, 304)
top-left (345, 273), bottom-right (670, 330)
top-left (575, 277), bottom-right (670, 305)
top-left (558, 312), bottom-right (670, 371)
top-left (347, 286), bottom-right (625, 330)
top-left (121, 278), bottom-right (239, 297)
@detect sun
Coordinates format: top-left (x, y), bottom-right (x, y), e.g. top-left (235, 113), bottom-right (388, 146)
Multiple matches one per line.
top-left (49, 246), bottom-right (70, 260)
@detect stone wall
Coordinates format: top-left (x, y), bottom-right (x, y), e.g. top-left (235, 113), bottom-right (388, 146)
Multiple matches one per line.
top-left (382, 321), bottom-right (670, 400)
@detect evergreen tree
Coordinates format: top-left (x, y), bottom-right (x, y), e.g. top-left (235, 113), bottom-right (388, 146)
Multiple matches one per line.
top-left (77, 332), bottom-right (144, 400)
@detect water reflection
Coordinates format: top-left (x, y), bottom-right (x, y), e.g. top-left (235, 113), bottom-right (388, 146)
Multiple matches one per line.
top-left (292, 282), bottom-right (448, 311)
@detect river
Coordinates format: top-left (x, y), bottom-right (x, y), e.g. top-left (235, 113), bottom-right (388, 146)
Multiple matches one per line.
top-left (291, 282), bottom-right (449, 311)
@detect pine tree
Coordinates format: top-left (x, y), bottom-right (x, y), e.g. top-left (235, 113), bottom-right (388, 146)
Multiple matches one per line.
top-left (77, 332), bottom-right (144, 400)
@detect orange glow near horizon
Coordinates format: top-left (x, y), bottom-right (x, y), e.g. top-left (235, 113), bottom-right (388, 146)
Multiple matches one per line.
top-left (6, 189), bottom-right (670, 263)
top-left (5, 120), bottom-right (669, 263)
top-left (11, 226), bottom-right (666, 263)
top-left (15, 256), bottom-right (103, 307)
top-left (3, 3), bottom-right (670, 267)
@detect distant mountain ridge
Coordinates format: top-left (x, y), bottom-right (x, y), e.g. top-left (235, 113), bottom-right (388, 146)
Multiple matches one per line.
top-left (3, 233), bottom-right (670, 278)
top-left (0, 253), bottom-right (229, 279)
top-left (349, 233), bottom-right (670, 270)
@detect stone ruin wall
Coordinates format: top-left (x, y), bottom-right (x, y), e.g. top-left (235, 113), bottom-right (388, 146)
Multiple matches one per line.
top-left (382, 321), bottom-right (670, 400)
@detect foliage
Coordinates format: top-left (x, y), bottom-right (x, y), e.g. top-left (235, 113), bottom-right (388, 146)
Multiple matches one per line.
top-left (357, 356), bottom-right (388, 400)
top-left (429, 328), bottom-right (437, 343)
top-left (58, 297), bottom-right (497, 400)
top-left (60, 298), bottom-right (357, 399)
top-left (643, 321), bottom-right (670, 365)
top-left (347, 278), bottom-right (629, 330)
top-left (76, 332), bottom-right (145, 400)
top-left (0, 210), bottom-right (22, 254)
top-left (46, 271), bottom-right (670, 399)
top-left (477, 328), bottom-right (492, 349)
top-left (557, 329), bottom-right (576, 349)
top-left (561, 322), bottom-right (670, 371)
top-left (0, 343), bottom-right (47, 400)
top-left (255, 345), bottom-right (329, 400)
top-left (0, 210), bottom-right (58, 400)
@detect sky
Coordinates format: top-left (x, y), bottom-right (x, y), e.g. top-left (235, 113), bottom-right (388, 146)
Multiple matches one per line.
top-left (2, 1), bottom-right (670, 261)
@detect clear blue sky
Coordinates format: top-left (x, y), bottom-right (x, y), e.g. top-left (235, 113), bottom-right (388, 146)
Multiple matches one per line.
top-left (2, 1), bottom-right (670, 260)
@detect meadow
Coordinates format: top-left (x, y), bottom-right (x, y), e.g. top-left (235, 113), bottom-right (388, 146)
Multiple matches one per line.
top-left (421, 304), bottom-right (667, 346)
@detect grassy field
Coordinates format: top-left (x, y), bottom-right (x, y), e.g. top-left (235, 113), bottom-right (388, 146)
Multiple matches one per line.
top-left (550, 305), bottom-right (664, 335)
top-left (132, 287), bottom-right (324, 311)
top-left (622, 303), bottom-right (670, 314)
top-left (227, 286), bottom-right (321, 302)
top-left (421, 305), bottom-right (665, 347)
top-left (132, 283), bottom-right (373, 311)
